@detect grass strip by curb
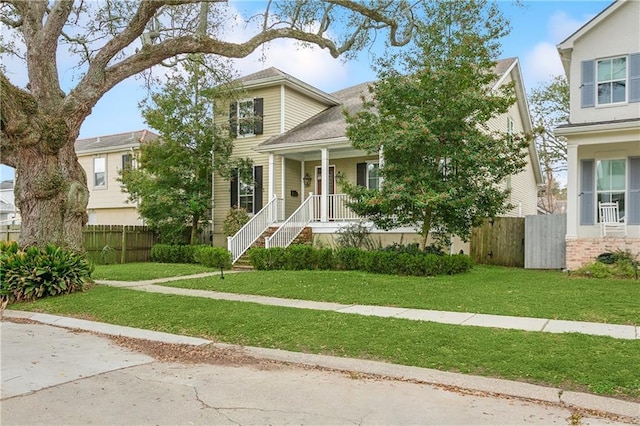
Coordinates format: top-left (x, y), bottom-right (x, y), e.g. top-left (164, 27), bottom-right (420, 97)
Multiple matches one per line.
top-left (12, 285), bottom-right (640, 400)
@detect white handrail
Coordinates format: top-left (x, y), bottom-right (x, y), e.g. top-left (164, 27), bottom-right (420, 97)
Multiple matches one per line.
top-left (266, 193), bottom-right (317, 248)
top-left (309, 193), bottom-right (360, 222)
top-left (227, 195), bottom-right (282, 263)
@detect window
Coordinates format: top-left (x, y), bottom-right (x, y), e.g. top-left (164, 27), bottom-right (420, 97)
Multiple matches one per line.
top-left (230, 98), bottom-right (264, 137)
top-left (122, 153), bottom-right (133, 170)
top-left (597, 57), bottom-right (627, 105)
top-left (367, 163), bottom-right (380, 190)
top-left (238, 173), bottom-right (254, 213)
top-left (230, 166), bottom-right (263, 214)
top-left (507, 117), bottom-right (514, 142)
top-left (596, 159), bottom-right (626, 220)
top-left (94, 157), bottom-right (106, 187)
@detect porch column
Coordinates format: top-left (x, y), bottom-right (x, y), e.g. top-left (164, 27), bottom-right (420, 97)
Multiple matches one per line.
top-left (566, 144), bottom-right (578, 238)
top-left (268, 153), bottom-right (276, 198)
top-left (281, 156), bottom-right (286, 199)
top-left (321, 148), bottom-right (329, 222)
top-left (300, 160), bottom-right (305, 204)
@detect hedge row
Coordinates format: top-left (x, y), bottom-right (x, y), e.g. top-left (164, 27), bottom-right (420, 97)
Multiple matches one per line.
top-left (151, 244), bottom-right (231, 269)
top-left (248, 245), bottom-right (472, 276)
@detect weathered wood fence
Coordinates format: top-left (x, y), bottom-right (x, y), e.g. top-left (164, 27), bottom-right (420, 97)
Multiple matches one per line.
top-left (1, 225), bottom-right (158, 264)
top-left (470, 217), bottom-right (525, 267)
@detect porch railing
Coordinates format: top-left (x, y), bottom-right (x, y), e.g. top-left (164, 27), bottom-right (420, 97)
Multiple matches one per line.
top-left (310, 193), bottom-right (360, 222)
top-left (227, 195), bottom-right (283, 263)
top-left (265, 193), bottom-right (315, 248)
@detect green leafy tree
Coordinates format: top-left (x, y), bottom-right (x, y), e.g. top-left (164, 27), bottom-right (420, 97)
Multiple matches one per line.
top-left (528, 75), bottom-right (569, 213)
top-left (0, 1), bottom-right (417, 251)
top-left (119, 58), bottom-right (248, 245)
top-left (343, 0), bottom-right (530, 247)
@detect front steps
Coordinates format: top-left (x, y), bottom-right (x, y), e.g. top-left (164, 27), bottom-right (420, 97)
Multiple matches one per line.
top-left (232, 226), bottom-right (313, 270)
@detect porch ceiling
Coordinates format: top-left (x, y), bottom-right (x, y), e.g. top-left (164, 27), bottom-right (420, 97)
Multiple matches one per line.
top-left (257, 139), bottom-right (371, 161)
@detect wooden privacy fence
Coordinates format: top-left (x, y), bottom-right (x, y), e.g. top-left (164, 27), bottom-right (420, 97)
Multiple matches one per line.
top-left (1, 225), bottom-right (158, 264)
top-left (470, 217), bottom-right (525, 267)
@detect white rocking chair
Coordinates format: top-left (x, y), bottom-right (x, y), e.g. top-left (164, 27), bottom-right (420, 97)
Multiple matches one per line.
top-left (599, 201), bottom-right (626, 237)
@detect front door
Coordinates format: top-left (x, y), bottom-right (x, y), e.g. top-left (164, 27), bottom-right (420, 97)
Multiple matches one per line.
top-left (316, 166), bottom-right (335, 219)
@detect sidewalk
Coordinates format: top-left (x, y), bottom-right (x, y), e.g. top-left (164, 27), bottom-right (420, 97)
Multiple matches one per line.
top-left (95, 273), bottom-right (640, 340)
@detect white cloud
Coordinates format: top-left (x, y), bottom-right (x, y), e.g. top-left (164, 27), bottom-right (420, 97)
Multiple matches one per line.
top-left (523, 42), bottom-right (564, 88)
top-left (547, 11), bottom-right (586, 43)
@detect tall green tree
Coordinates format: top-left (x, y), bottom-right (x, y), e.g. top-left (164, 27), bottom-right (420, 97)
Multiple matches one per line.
top-left (0, 0), bottom-right (417, 251)
top-left (343, 0), bottom-right (530, 247)
top-left (528, 75), bottom-right (569, 213)
top-left (119, 58), bottom-right (244, 245)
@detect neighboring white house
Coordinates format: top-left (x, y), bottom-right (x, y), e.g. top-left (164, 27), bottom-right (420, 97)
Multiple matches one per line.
top-left (0, 180), bottom-right (19, 224)
top-left (555, 0), bottom-right (640, 270)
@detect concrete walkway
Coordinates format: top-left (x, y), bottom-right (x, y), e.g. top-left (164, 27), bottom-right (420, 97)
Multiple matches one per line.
top-left (95, 273), bottom-right (640, 340)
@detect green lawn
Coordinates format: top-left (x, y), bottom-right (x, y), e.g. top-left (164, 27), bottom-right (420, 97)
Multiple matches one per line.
top-left (91, 262), bottom-right (214, 281)
top-left (145, 266), bottom-right (640, 325)
top-left (12, 285), bottom-right (640, 400)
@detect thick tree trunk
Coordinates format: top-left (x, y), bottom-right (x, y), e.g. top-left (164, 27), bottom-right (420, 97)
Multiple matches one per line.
top-left (14, 133), bottom-right (89, 252)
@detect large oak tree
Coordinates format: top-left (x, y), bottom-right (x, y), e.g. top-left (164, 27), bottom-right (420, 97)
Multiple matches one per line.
top-left (0, 0), bottom-right (415, 251)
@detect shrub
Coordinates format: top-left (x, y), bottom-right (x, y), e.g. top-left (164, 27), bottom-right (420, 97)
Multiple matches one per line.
top-left (576, 262), bottom-right (613, 278)
top-left (314, 248), bottom-right (335, 270)
top-left (193, 246), bottom-right (232, 269)
top-left (1, 242), bottom-right (93, 303)
top-left (335, 222), bottom-right (379, 250)
top-left (285, 245), bottom-right (315, 270)
top-left (246, 244), bottom-right (472, 276)
top-left (335, 247), bottom-right (362, 270)
top-left (150, 244), bottom-right (204, 263)
top-left (223, 208), bottom-right (250, 237)
top-left (248, 247), bottom-right (287, 270)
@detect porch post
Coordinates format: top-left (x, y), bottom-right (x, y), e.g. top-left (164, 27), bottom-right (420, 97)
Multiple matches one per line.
top-left (281, 156), bottom-right (286, 199)
top-left (566, 144), bottom-right (578, 238)
top-left (268, 153), bottom-right (276, 198)
top-left (321, 148), bottom-right (329, 222)
top-left (300, 160), bottom-right (305, 205)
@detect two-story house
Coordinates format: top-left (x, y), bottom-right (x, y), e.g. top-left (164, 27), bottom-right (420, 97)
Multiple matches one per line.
top-left (217, 60), bottom-right (543, 263)
top-left (555, 0), bottom-right (640, 270)
top-left (75, 129), bottom-right (159, 226)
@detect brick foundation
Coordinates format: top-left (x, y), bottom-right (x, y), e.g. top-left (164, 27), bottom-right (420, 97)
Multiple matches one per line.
top-left (566, 237), bottom-right (640, 270)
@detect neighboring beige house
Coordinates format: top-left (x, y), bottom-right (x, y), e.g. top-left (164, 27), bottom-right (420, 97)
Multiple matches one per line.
top-left (555, 0), bottom-right (640, 270)
top-left (75, 130), bottom-right (159, 225)
top-left (216, 60), bottom-right (543, 262)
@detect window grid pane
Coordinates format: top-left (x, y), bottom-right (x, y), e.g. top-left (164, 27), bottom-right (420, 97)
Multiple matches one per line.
top-left (596, 159), bottom-right (626, 222)
top-left (597, 57), bottom-right (627, 104)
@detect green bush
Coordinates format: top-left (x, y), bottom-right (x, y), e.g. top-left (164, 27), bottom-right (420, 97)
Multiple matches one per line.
top-left (314, 248), bottom-right (335, 270)
top-left (285, 245), bottom-right (315, 270)
top-left (193, 246), bottom-right (232, 269)
top-left (0, 241), bottom-right (93, 303)
top-left (223, 208), bottom-right (250, 237)
top-left (576, 262), bottom-right (613, 278)
top-left (248, 244), bottom-right (472, 276)
top-left (150, 244), bottom-right (205, 263)
top-left (248, 247), bottom-right (287, 270)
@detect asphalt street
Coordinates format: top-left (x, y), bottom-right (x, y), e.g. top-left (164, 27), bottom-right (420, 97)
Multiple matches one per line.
top-left (2, 319), bottom-right (637, 425)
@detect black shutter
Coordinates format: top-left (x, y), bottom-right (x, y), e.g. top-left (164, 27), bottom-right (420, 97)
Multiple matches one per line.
top-left (230, 169), bottom-right (238, 208)
top-left (581, 60), bottom-right (595, 108)
top-left (580, 159), bottom-right (595, 225)
top-left (229, 102), bottom-right (238, 137)
top-left (629, 53), bottom-right (640, 103)
top-left (254, 98), bottom-right (264, 135)
top-left (254, 166), bottom-right (263, 213)
top-left (356, 163), bottom-right (367, 187)
top-left (628, 157), bottom-right (640, 225)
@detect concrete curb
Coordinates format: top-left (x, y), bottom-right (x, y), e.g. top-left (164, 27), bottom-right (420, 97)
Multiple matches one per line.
top-left (3, 309), bottom-right (639, 422)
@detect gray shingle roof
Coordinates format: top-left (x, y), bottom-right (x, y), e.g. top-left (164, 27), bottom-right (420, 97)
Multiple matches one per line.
top-left (259, 58), bottom-right (517, 149)
top-left (75, 129), bottom-right (159, 153)
top-left (235, 67), bottom-right (290, 84)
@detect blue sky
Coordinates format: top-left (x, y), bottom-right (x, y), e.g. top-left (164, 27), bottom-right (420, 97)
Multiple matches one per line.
top-left (0, 0), bottom-right (612, 181)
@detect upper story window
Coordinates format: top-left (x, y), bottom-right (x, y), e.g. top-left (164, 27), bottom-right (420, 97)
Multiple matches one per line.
top-left (93, 157), bottom-right (106, 188)
top-left (122, 153), bottom-right (133, 170)
top-left (581, 53), bottom-right (640, 108)
top-left (597, 57), bottom-right (627, 105)
top-left (230, 98), bottom-right (264, 137)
